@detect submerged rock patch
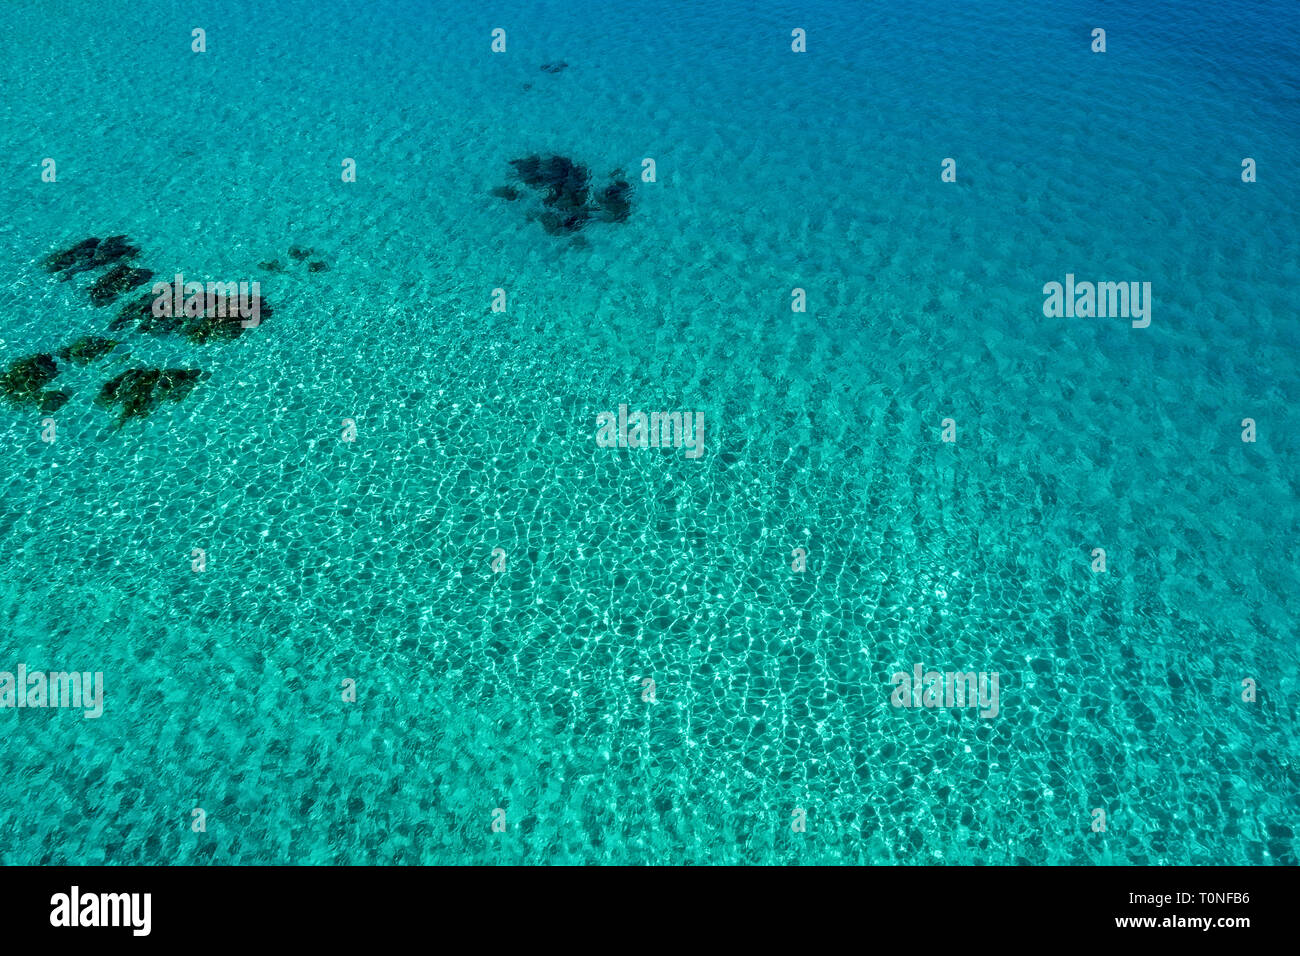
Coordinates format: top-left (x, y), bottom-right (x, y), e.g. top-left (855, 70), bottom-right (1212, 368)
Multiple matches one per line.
top-left (57, 336), bottom-right (120, 365)
top-left (0, 353), bottom-right (60, 406)
top-left (41, 237), bottom-right (99, 274)
top-left (267, 245), bottom-right (330, 273)
top-left (42, 235), bottom-right (140, 280)
top-left (503, 154), bottom-right (633, 235)
top-left (87, 263), bottom-right (154, 306)
top-left (111, 290), bottom-right (272, 344)
top-left (24, 232), bottom-right (276, 429)
top-left (95, 367), bottom-right (205, 426)
top-left (593, 179), bottom-right (632, 223)
top-left (38, 390), bottom-right (72, 413)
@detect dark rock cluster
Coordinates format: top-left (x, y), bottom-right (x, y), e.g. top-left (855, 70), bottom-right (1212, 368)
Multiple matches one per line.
top-left (0, 351), bottom-right (75, 413)
top-left (13, 233), bottom-right (277, 426)
top-left (88, 263), bottom-right (154, 306)
top-left (39, 390), bottom-right (73, 413)
top-left (498, 155), bottom-right (633, 235)
top-left (111, 289), bottom-right (273, 344)
top-left (0, 344), bottom-right (205, 425)
top-left (57, 336), bottom-right (120, 365)
top-left (42, 235), bottom-right (139, 280)
top-left (260, 244), bottom-right (329, 274)
top-left (95, 368), bottom-right (205, 428)
top-left (42, 236), bottom-right (153, 306)
top-left (0, 353), bottom-right (60, 407)
top-left (594, 179), bottom-right (632, 223)
top-left (540, 61), bottom-right (568, 74)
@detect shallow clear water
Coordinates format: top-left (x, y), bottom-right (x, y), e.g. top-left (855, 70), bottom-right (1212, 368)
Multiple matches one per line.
top-left (0, 0), bottom-right (1296, 864)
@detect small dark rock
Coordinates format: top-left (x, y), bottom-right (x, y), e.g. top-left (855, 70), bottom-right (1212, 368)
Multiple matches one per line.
top-left (510, 155), bottom-right (591, 206)
top-left (593, 179), bottom-right (632, 222)
top-left (115, 288), bottom-right (271, 343)
top-left (288, 245), bottom-right (313, 261)
top-left (46, 235), bottom-right (141, 281)
top-left (308, 261), bottom-right (329, 273)
top-left (258, 260), bottom-right (284, 272)
top-left (111, 292), bottom-right (169, 334)
top-left (539, 210), bottom-right (589, 234)
top-left (41, 237), bottom-right (99, 273)
top-left (540, 61), bottom-right (568, 74)
top-left (491, 185), bottom-right (521, 201)
top-left (57, 336), bottom-right (119, 365)
top-left (94, 235), bottom-right (139, 264)
top-left (0, 353), bottom-right (60, 406)
top-left (37, 390), bottom-right (72, 413)
top-left (88, 264), bottom-right (153, 306)
top-left (184, 293), bottom-right (272, 344)
top-left (96, 367), bottom-right (204, 426)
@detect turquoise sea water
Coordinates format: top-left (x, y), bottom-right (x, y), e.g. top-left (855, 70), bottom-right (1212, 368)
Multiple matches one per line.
top-left (0, 0), bottom-right (1296, 864)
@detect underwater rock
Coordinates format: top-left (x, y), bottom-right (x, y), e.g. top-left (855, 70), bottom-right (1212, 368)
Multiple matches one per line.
top-left (258, 259), bottom-right (284, 272)
top-left (0, 353), bottom-right (60, 406)
top-left (157, 368), bottom-right (204, 404)
top-left (547, 162), bottom-right (591, 212)
top-left (288, 245), bottom-right (313, 261)
top-left (308, 261), bottom-right (329, 273)
top-left (96, 367), bottom-right (204, 425)
top-left (110, 293), bottom-right (167, 333)
top-left (520, 155), bottom-right (590, 226)
top-left (507, 154), bottom-right (631, 235)
top-left (38, 390), bottom-right (72, 413)
top-left (88, 264), bottom-right (153, 306)
top-left (510, 154), bottom-right (591, 204)
top-left (42, 237), bottom-right (99, 273)
top-left (44, 235), bottom-right (141, 280)
top-left (110, 290), bottom-right (271, 343)
top-left (491, 185), bottom-right (521, 201)
top-left (57, 336), bottom-right (120, 365)
top-left (180, 293), bottom-right (273, 344)
top-left (88, 235), bottom-right (140, 271)
top-left (593, 180), bottom-right (632, 222)
top-left (95, 235), bottom-right (138, 259)
top-left (96, 368), bottom-right (139, 405)
top-left (537, 210), bottom-right (589, 235)
top-left (180, 313), bottom-right (239, 345)
top-left (59, 256), bottom-right (109, 281)
top-left (509, 154), bottom-right (541, 182)
top-left (540, 61), bottom-right (568, 74)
